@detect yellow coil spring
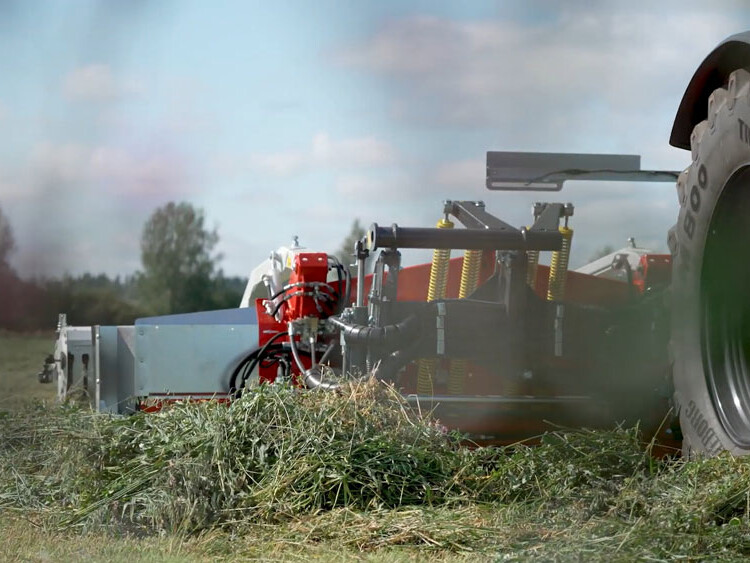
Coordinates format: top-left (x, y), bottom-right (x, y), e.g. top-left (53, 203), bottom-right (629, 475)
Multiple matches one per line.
top-left (417, 218), bottom-right (454, 394)
top-left (546, 226), bottom-right (573, 301)
top-left (447, 250), bottom-right (482, 395)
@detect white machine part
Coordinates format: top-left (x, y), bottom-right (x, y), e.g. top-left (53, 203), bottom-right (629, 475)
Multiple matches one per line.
top-left (240, 238), bottom-right (307, 308)
top-left (41, 314), bottom-right (94, 402)
top-left (239, 237), bottom-right (346, 311)
top-left (574, 240), bottom-right (651, 282)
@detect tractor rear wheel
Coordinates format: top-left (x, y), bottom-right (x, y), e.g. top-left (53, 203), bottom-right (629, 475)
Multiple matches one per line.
top-left (671, 68), bottom-right (750, 456)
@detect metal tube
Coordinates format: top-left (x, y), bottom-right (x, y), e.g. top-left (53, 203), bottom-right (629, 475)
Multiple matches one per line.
top-left (405, 394), bottom-right (590, 405)
top-left (327, 315), bottom-right (419, 347)
top-left (309, 336), bottom-right (316, 366)
top-left (319, 342), bottom-right (335, 365)
top-left (356, 255), bottom-right (365, 307)
top-left (287, 325), bottom-right (306, 374)
top-left (368, 224), bottom-right (561, 251)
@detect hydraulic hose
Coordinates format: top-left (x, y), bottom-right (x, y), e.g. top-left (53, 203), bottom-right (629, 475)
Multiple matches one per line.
top-left (228, 330), bottom-right (288, 397)
top-left (372, 339), bottom-right (423, 384)
top-left (288, 324), bottom-right (341, 391)
top-left (327, 314), bottom-right (420, 349)
top-left (328, 255), bottom-right (351, 314)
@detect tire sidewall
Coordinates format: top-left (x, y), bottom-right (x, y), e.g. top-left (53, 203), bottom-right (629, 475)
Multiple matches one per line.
top-left (672, 88), bottom-right (750, 456)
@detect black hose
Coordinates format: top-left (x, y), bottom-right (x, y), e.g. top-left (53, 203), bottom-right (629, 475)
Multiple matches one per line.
top-left (229, 331), bottom-right (287, 397)
top-left (270, 290), bottom-right (336, 317)
top-left (327, 314), bottom-right (420, 348)
top-left (371, 339), bottom-right (423, 384)
top-left (328, 255), bottom-right (351, 314)
top-left (269, 281), bottom-right (333, 301)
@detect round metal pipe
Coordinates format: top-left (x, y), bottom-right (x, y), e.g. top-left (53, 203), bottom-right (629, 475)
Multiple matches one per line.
top-left (356, 256), bottom-right (365, 307)
top-left (367, 223), bottom-right (561, 251)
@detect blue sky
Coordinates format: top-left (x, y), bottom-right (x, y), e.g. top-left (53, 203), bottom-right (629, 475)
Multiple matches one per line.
top-left (2, 1), bottom-right (750, 278)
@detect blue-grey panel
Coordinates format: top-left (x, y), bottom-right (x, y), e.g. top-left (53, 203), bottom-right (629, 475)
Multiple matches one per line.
top-left (117, 327), bottom-right (136, 414)
top-left (135, 307), bottom-right (257, 326)
top-left (135, 323), bottom-right (258, 395)
top-left (98, 326), bottom-right (120, 414)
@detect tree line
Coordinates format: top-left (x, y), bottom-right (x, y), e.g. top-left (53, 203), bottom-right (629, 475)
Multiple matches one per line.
top-left (0, 202), bottom-right (245, 330)
top-left (0, 202), bottom-right (367, 331)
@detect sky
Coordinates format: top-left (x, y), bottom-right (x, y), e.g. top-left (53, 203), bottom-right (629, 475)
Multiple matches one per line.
top-left (2, 0), bottom-right (750, 279)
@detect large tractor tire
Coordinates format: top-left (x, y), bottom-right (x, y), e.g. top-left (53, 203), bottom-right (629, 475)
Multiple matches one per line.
top-left (671, 68), bottom-right (750, 456)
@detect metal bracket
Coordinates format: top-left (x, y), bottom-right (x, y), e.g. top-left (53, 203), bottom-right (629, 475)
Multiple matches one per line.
top-left (448, 200), bottom-right (515, 231)
top-left (486, 151), bottom-right (679, 191)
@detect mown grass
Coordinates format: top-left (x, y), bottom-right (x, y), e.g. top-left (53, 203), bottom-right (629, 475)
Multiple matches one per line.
top-left (0, 330), bottom-right (56, 407)
top-left (3, 333), bottom-right (750, 561)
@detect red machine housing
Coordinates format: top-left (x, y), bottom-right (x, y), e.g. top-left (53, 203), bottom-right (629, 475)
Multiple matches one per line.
top-left (255, 251), bottom-right (342, 384)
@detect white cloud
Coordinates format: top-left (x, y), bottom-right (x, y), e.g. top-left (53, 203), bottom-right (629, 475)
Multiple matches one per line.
top-left (310, 133), bottom-right (395, 167)
top-left (336, 8), bottom-right (741, 137)
top-left (335, 174), bottom-right (385, 198)
top-left (218, 132), bottom-right (398, 178)
top-left (248, 150), bottom-right (307, 176)
top-left (334, 171), bottom-right (438, 203)
top-left (327, 6), bottom-right (731, 271)
top-left (63, 64), bottom-right (143, 102)
top-left (28, 141), bottom-right (189, 200)
top-left (434, 158), bottom-right (484, 192)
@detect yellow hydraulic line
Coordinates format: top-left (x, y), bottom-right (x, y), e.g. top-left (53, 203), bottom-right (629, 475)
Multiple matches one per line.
top-left (416, 217), bottom-right (454, 394)
top-left (546, 226), bottom-right (573, 302)
top-left (447, 249), bottom-right (482, 395)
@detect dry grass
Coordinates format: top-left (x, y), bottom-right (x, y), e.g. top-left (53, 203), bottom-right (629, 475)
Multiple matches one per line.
top-left (4, 332), bottom-right (750, 561)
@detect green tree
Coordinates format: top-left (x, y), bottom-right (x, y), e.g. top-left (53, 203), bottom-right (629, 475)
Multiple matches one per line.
top-left (139, 202), bottom-right (221, 314)
top-left (0, 204), bottom-right (15, 271)
top-left (334, 219), bottom-right (373, 274)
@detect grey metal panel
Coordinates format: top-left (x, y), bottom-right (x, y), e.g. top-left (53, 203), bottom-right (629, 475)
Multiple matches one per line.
top-left (97, 326), bottom-right (120, 413)
top-left (117, 327), bottom-right (136, 414)
top-left (485, 151), bottom-right (678, 191)
top-left (62, 328), bottom-right (93, 402)
top-left (135, 307), bottom-right (257, 326)
top-left (135, 323), bottom-right (258, 395)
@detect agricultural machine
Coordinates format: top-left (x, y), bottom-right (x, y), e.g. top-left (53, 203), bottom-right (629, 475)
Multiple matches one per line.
top-left (39, 31), bottom-right (750, 456)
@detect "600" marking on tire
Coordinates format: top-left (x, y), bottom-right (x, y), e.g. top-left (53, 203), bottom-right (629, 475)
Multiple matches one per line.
top-left (685, 399), bottom-right (722, 455)
top-left (683, 164), bottom-right (708, 240)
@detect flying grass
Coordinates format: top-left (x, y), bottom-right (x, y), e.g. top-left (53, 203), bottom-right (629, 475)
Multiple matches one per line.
top-left (3, 381), bottom-right (750, 559)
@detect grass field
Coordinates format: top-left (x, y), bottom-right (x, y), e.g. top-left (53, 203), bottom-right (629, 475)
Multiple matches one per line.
top-left (0, 331), bottom-right (56, 408)
top-left (3, 332), bottom-right (750, 562)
